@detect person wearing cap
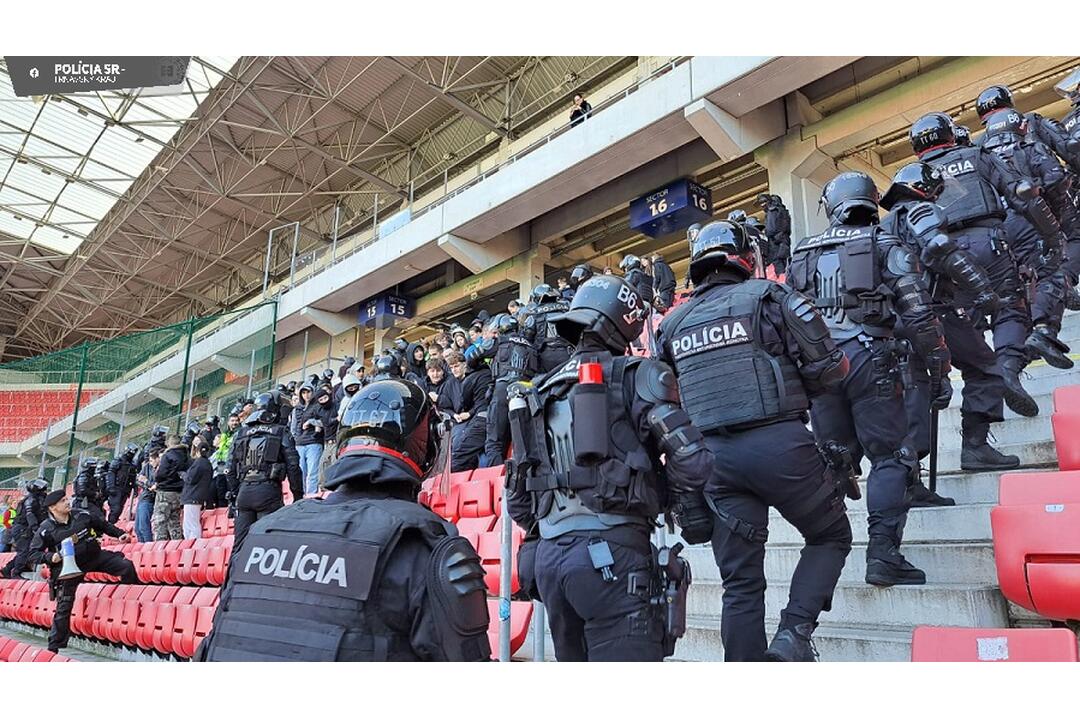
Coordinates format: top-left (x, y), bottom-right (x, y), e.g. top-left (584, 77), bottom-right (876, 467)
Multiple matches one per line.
top-left (29, 490), bottom-right (138, 653)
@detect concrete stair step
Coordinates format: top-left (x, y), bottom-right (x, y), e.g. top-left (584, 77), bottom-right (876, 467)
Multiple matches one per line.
top-left (686, 580), bottom-right (1009, 629)
top-left (675, 617), bottom-right (914, 662)
top-left (684, 541), bottom-right (997, 586)
top-left (763, 502), bottom-right (994, 545)
top-left (935, 440), bottom-right (1056, 475)
top-left (861, 470), bottom-right (1003, 505)
top-left (935, 412), bottom-right (1050, 445)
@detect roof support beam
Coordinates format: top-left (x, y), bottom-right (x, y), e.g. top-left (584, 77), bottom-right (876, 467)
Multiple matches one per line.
top-left (384, 57), bottom-right (507, 138)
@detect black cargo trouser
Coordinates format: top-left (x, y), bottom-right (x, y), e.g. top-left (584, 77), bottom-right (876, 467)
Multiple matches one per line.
top-left (451, 413), bottom-right (487, 473)
top-left (535, 528), bottom-right (665, 661)
top-left (48, 549), bottom-right (138, 651)
top-left (233, 480), bottom-right (284, 552)
top-left (705, 420), bottom-right (852, 662)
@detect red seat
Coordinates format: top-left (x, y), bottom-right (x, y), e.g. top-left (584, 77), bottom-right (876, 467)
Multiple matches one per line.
top-left (134, 586), bottom-right (179, 651)
top-left (87, 585), bottom-right (121, 640)
top-left (143, 542), bottom-right (168, 584)
top-left (477, 518), bottom-right (524, 596)
top-left (992, 472), bottom-right (1080, 621)
top-left (1051, 413), bottom-right (1080, 471)
top-left (161, 539), bottom-right (196, 584)
top-left (0, 637), bottom-right (18, 660)
top-left (152, 587), bottom-right (200, 655)
top-left (198, 537), bottom-right (232, 586)
top-left (1052, 385), bottom-right (1080, 413)
top-left (455, 516), bottom-right (497, 547)
top-left (486, 599), bottom-right (533, 659)
top-left (172, 587), bottom-right (220, 658)
top-left (457, 478), bottom-right (495, 519)
top-left (32, 648), bottom-right (57, 662)
top-left (912, 626), bottom-right (1079, 661)
top-left (8, 644), bottom-right (30, 662)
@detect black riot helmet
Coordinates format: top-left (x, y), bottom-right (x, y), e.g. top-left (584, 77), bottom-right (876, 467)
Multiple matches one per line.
top-left (334, 380), bottom-right (439, 484)
top-left (879, 162), bottom-right (946, 211)
top-left (755, 193), bottom-right (771, 207)
top-left (372, 354), bottom-right (402, 378)
top-left (689, 220), bottom-right (755, 285)
top-left (954, 124), bottom-right (972, 147)
top-left (744, 216), bottom-right (765, 233)
top-left (568, 264), bottom-right (594, 290)
top-left (1054, 67), bottom-right (1080, 106)
top-left (619, 254), bottom-right (642, 273)
top-left (123, 442), bottom-right (140, 461)
top-left (976, 85), bottom-right (1014, 122)
top-left (910, 112), bottom-right (956, 157)
top-left (81, 458), bottom-right (98, 471)
top-left (495, 313), bottom-right (518, 335)
top-left (820, 171), bottom-right (881, 225)
top-left (28, 477), bottom-right (49, 494)
top-left (306, 373), bottom-right (320, 388)
top-left (726, 209), bottom-right (748, 224)
top-left (151, 425), bottom-right (168, 441)
top-left (246, 391), bottom-right (280, 425)
top-left (393, 338), bottom-right (409, 353)
top-left (321, 368), bottom-right (335, 384)
top-left (552, 275), bottom-right (645, 353)
top-left (530, 283), bottom-right (559, 304)
top-left (982, 109), bottom-right (1027, 148)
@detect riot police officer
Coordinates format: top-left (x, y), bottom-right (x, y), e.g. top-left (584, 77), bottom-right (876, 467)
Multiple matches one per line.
top-left (0, 477), bottom-right (48, 578)
top-left (954, 125), bottom-right (973, 147)
top-left (567, 264), bottom-right (594, 296)
top-left (788, 171), bottom-right (952, 587)
top-left (657, 220), bottom-right (852, 661)
top-left (976, 84), bottom-right (1080, 174)
top-left (506, 274), bottom-right (713, 661)
top-left (29, 490), bottom-right (137, 652)
top-left (370, 353), bottom-right (404, 381)
top-left (911, 112), bottom-right (1039, 417)
top-left (476, 313), bottom-right (538, 468)
top-left (1053, 67), bottom-right (1080, 311)
top-left (620, 254), bottom-right (655, 307)
top-left (756, 193), bottom-right (793, 274)
top-left (521, 283), bottom-right (573, 373)
top-left (106, 443), bottom-right (140, 523)
top-left (982, 108), bottom-right (1074, 370)
top-left (879, 163), bottom-right (1016, 487)
top-left (226, 391), bottom-right (303, 550)
top-left (72, 458), bottom-right (106, 517)
top-left (197, 380), bottom-right (491, 661)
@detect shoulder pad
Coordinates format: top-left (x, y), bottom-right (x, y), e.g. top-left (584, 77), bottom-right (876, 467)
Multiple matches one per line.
top-left (886, 244), bottom-right (920, 276)
top-left (480, 337), bottom-right (495, 352)
top-left (427, 534), bottom-right (490, 659)
top-left (523, 313), bottom-right (537, 329)
top-left (905, 202), bottom-right (948, 238)
top-left (634, 358), bottom-right (680, 405)
top-left (781, 286), bottom-right (817, 322)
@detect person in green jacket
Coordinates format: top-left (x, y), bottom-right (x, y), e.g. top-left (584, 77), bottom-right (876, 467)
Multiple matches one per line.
top-left (211, 413), bottom-right (241, 507)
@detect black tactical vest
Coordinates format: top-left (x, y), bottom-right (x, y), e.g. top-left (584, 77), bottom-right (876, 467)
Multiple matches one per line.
top-left (1063, 108), bottom-right (1080, 140)
top-left (527, 301), bottom-right (571, 346)
top-left (528, 353), bottom-right (660, 521)
top-left (925, 145), bottom-right (1006, 226)
top-left (199, 497), bottom-right (457, 661)
top-left (789, 224), bottom-right (893, 340)
top-left (492, 334), bottom-right (538, 381)
top-left (661, 279), bottom-right (808, 432)
top-left (14, 495), bottom-right (42, 530)
top-left (236, 424), bottom-right (287, 483)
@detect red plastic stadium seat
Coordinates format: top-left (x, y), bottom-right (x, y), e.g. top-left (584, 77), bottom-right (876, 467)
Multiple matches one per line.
top-left (455, 516), bottom-right (497, 547)
top-left (485, 599), bottom-right (533, 658)
top-left (912, 626), bottom-right (1079, 661)
top-left (172, 587), bottom-right (220, 658)
top-left (457, 478), bottom-right (495, 518)
top-left (992, 472), bottom-right (1080, 621)
top-left (0, 637), bottom-right (17, 660)
top-left (32, 648), bottom-right (57, 662)
top-left (477, 517), bottom-right (524, 596)
top-left (1051, 413), bottom-right (1080, 471)
top-left (1052, 385), bottom-right (1080, 413)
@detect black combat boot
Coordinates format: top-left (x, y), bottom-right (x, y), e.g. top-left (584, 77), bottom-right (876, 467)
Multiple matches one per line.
top-left (960, 416), bottom-right (1021, 471)
top-left (1026, 325), bottom-right (1074, 369)
top-left (999, 356), bottom-right (1039, 417)
top-left (865, 533), bottom-right (926, 587)
top-left (1066, 284), bottom-right (1080, 312)
top-left (907, 478), bottom-right (955, 507)
top-left (765, 623), bottom-right (819, 662)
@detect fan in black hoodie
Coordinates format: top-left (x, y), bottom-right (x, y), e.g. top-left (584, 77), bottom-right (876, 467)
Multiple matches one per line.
top-left (447, 352), bottom-right (492, 472)
top-left (421, 358), bottom-right (460, 415)
top-left (405, 342), bottom-right (428, 380)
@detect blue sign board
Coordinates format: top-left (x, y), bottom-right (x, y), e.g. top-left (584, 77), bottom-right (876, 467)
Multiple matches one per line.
top-left (359, 293), bottom-right (415, 325)
top-left (628, 178), bottom-right (712, 238)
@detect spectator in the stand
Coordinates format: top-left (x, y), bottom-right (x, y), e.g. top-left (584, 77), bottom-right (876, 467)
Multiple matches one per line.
top-left (603, 266), bottom-right (614, 275)
top-left (135, 449), bottom-right (161, 542)
top-left (337, 373), bottom-right (363, 423)
top-left (1, 499), bottom-right (17, 552)
top-left (182, 436), bottom-right (214, 540)
top-left (295, 383), bottom-right (335, 496)
top-left (570, 93), bottom-right (592, 127)
top-left (212, 413), bottom-right (240, 508)
top-left (448, 351), bottom-right (492, 472)
top-left (422, 358), bottom-right (459, 415)
top-left (650, 253), bottom-right (676, 311)
top-left (450, 325), bottom-right (470, 353)
top-left (152, 435), bottom-right (188, 541)
top-left (557, 276), bottom-right (574, 301)
top-left (406, 342), bottom-right (427, 380)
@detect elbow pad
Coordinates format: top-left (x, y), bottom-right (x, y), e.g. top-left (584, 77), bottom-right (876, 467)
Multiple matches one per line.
top-left (646, 403), bottom-right (707, 460)
top-left (893, 272), bottom-right (935, 319)
top-left (427, 535), bottom-right (491, 661)
top-left (940, 249), bottom-right (994, 296)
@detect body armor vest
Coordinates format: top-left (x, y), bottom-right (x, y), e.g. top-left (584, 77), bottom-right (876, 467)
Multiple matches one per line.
top-left (925, 145), bottom-right (1006, 227)
top-left (236, 425), bottom-right (287, 483)
top-left (200, 497), bottom-right (457, 661)
top-left (661, 279), bottom-right (808, 432)
top-left (1062, 107), bottom-right (1080, 140)
top-left (13, 495), bottom-right (42, 530)
top-left (527, 301), bottom-right (571, 347)
top-left (492, 334), bottom-right (538, 381)
top-left (108, 459), bottom-right (137, 494)
top-left (789, 225), bottom-right (894, 341)
top-left (528, 353), bottom-right (659, 531)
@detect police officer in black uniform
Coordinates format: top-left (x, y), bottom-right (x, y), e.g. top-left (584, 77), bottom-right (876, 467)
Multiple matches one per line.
top-left (1053, 67), bottom-right (1080, 311)
top-left (911, 112), bottom-right (1039, 417)
top-left (476, 313), bottom-right (538, 468)
top-left (196, 379), bottom-right (491, 661)
top-left (567, 264), bottom-right (594, 297)
top-left (657, 220), bottom-right (852, 661)
top-left (506, 274), bottom-right (713, 661)
top-left (879, 163), bottom-right (1018, 481)
top-left (788, 171), bottom-right (952, 587)
top-left (1, 477), bottom-right (48, 578)
top-left (954, 125), bottom-right (973, 147)
top-left (370, 353), bottom-right (404, 382)
top-left (982, 108), bottom-right (1075, 369)
top-left (226, 391), bottom-right (303, 550)
top-left (976, 84), bottom-right (1080, 175)
top-left (72, 458), bottom-right (106, 517)
top-left (619, 254), bottom-right (655, 307)
top-left (106, 443), bottom-right (140, 523)
top-left (521, 283), bottom-right (573, 373)
top-left (757, 193), bottom-right (793, 274)
top-left (29, 490), bottom-right (138, 653)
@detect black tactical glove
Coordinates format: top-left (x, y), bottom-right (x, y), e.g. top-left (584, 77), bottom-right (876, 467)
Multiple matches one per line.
top-left (972, 290), bottom-right (1004, 316)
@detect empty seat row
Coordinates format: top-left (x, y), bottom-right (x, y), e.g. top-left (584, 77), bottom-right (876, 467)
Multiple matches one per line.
top-left (911, 626), bottom-right (1078, 662)
top-left (420, 467), bottom-right (505, 522)
top-left (1052, 386), bottom-right (1080, 470)
top-left (0, 635), bottom-right (77, 662)
top-left (991, 470), bottom-right (1080, 621)
top-left (89, 536), bottom-right (233, 586)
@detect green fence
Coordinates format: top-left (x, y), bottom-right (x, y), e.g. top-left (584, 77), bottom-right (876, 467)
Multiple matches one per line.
top-left (0, 301), bottom-right (278, 490)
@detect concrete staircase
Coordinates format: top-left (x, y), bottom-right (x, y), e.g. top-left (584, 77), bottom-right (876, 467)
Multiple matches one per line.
top-left (669, 311), bottom-right (1080, 662)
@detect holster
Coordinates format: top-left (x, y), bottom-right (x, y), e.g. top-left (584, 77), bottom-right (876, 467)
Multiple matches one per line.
top-left (818, 440), bottom-right (861, 501)
top-left (652, 543), bottom-right (691, 657)
top-left (669, 489), bottom-right (714, 544)
top-left (870, 339), bottom-right (902, 399)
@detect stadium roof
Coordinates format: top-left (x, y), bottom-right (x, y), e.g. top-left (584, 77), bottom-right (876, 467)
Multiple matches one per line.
top-left (0, 56), bottom-right (633, 361)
